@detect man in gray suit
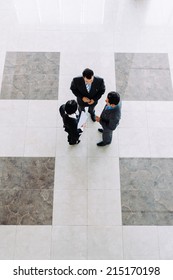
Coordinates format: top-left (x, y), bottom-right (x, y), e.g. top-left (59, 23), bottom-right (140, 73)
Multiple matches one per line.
top-left (96, 91), bottom-right (121, 146)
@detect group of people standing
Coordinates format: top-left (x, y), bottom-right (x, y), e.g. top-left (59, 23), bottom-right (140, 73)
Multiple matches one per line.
top-left (59, 68), bottom-right (122, 147)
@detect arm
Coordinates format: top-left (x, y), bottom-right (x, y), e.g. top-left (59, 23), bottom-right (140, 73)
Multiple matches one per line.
top-left (70, 78), bottom-right (83, 98)
top-left (59, 104), bottom-right (66, 118)
top-left (93, 78), bottom-right (106, 101)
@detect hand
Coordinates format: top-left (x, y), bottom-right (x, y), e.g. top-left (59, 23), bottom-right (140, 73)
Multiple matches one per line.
top-left (82, 97), bottom-right (90, 103)
top-left (82, 123), bottom-right (87, 128)
top-left (95, 116), bottom-right (100, 122)
top-left (88, 99), bottom-right (94, 105)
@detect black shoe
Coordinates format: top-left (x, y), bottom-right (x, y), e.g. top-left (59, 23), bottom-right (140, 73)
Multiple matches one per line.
top-left (98, 128), bottom-right (103, 133)
top-left (97, 141), bottom-right (108, 146)
top-left (90, 114), bottom-right (96, 122)
top-left (69, 140), bottom-right (80, 145)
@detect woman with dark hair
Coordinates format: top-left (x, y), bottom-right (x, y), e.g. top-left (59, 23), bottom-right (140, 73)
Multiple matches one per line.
top-left (59, 100), bottom-right (83, 145)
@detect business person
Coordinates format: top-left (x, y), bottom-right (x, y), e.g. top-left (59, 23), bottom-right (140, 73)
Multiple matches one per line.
top-left (59, 100), bottom-right (82, 145)
top-left (70, 68), bottom-right (106, 122)
top-left (96, 91), bottom-right (122, 146)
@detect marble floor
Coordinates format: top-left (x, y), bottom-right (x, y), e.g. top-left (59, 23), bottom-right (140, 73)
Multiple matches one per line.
top-left (1, 0), bottom-right (173, 260)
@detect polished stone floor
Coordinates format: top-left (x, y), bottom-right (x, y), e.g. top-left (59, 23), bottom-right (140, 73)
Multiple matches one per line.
top-left (115, 53), bottom-right (173, 100)
top-left (120, 158), bottom-right (173, 225)
top-left (0, 52), bottom-right (60, 99)
top-left (0, 157), bottom-right (55, 225)
top-left (1, 0), bottom-right (173, 260)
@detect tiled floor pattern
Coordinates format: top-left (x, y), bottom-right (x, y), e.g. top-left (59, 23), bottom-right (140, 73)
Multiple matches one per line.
top-left (115, 53), bottom-right (173, 100)
top-left (0, 52), bottom-right (60, 99)
top-left (0, 157), bottom-right (55, 225)
top-left (1, 0), bottom-right (173, 260)
top-left (120, 158), bottom-right (173, 225)
top-left (1, 51), bottom-right (173, 259)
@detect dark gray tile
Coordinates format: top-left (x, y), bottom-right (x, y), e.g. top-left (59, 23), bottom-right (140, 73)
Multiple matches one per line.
top-left (120, 158), bottom-right (173, 225)
top-left (124, 69), bottom-right (173, 101)
top-left (122, 211), bottom-right (157, 226)
top-left (115, 53), bottom-right (170, 70)
top-left (0, 52), bottom-right (60, 100)
top-left (0, 189), bottom-right (53, 225)
top-left (115, 53), bottom-right (173, 101)
top-left (0, 157), bottom-right (55, 225)
top-left (1, 158), bottom-right (23, 191)
top-left (21, 158), bottom-right (55, 190)
top-left (1, 74), bottom-right (30, 99)
top-left (29, 74), bottom-right (59, 100)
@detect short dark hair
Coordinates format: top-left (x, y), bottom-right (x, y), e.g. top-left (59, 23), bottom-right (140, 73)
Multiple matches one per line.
top-left (107, 91), bottom-right (120, 105)
top-left (65, 100), bottom-right (77, 115)
top-left (82, 68), bottom-right (94, 79)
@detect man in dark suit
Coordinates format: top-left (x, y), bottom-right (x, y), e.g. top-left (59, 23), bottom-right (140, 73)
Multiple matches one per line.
top-left (70, 68), bottom-right (106, 122)
top-left (96, 91), bottom-right (122, 146)
top-left (59, 100), bottom-right (82, 145)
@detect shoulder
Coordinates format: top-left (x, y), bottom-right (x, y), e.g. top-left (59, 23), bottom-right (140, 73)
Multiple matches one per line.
top-left (59, 104), bottom-right (65, 113)
top-left (93, 76), bottom-right (105, 85)
top-left (73, 76), bottom-right (83, 83)
top-left (94, 76), bottom-right (104, 82)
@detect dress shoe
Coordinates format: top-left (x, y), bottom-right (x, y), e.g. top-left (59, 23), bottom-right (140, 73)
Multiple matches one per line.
top-left (69, 140), bottom-right (80, 145)
top-left (90, 114), bottom-right (96, 122)
top-left (97, 141), bottom-right (108, 146)
top-left (98, 128), bottom-right (103, 133)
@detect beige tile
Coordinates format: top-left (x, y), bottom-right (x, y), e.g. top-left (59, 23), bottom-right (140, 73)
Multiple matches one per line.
top-left (0, 226), bottom-right (16, 260)
top-left (123, 226), bottom-right (159, 260)
top-left (88, 189), bottom-right (122, 225)
top-left (53, 189), bottom-right (87, 225)
top-left (51, 226), bottom-right (87, 259)
top-left (88, 157), bottom-right (120, 189)
top-left (88, 226), bottom-right (123, 259)
top-left (14, 226), bottom-right (52, 260)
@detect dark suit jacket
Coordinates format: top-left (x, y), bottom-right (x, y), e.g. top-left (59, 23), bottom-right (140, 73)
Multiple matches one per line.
top-left (100, 102), bottom-right (122, 131)
top-left (70, 76), bottom-right (106, 103)
top-left (59, 105), bottom-right (82, 143)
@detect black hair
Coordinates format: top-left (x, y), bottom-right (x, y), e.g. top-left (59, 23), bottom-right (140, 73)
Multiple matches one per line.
top-left (82, 68), bottom-right (94, 79)
top-left (65, 100), bottom-right (77, 115)
top-left (107, 91), bottom-right (120, 105)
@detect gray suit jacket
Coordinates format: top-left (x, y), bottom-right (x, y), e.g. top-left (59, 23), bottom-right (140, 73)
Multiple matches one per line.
top-left (100, 102), bottom-right (122, 130)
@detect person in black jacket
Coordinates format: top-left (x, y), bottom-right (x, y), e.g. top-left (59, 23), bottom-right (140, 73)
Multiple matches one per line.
top-left (59, 100), bottom-right (82, 145)
top-left (96, 91), bottom-right (122, 146)
top-left (70, 68), bottom-right (106, 122)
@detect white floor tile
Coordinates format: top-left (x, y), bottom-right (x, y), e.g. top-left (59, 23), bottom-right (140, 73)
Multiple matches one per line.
top-left (51, 226), bottom-right (87, 259)
top-left (0, 127), bottom-right (25, 156)
top-left (88, 226), bottom-right (123, 260)
top-left (158, 226), bottom-right (173, 259)
top-left (119, 128), bottom-right (150, 157)
top-left (149, 127), bottom-right (173, 157)
top-left (88, 157), bottom-right (120, 189)
top-left (120, 111), bottom-right (148, 128)
top-left (24, 127), bottom-right (56, 156)
top-left (0, 226), bottom-right (16, 260)
top-left (123, 226), bottom-right (160, 260)
top-left (14, 226), bottom-right (52, 260)
top-left (54, 156), bottom-right (88, 189)
top-left (53, 189), bottom-right (87, 225)
top-left (0, 100), bottom-right (28, 127)
top-left (88, 189), bottom-right (122, 226)
top-left (27, 100), bottom-right (58, 127)
top-left (146, 101), bottom-right (173, 112)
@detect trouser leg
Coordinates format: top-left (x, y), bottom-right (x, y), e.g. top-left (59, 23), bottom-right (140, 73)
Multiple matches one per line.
top-left (77, 98), bottom-right (86, 113)
top-left (102, 129), bottom-right (113, 144)
top-left (88, 104), bottom-right (95, 116)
